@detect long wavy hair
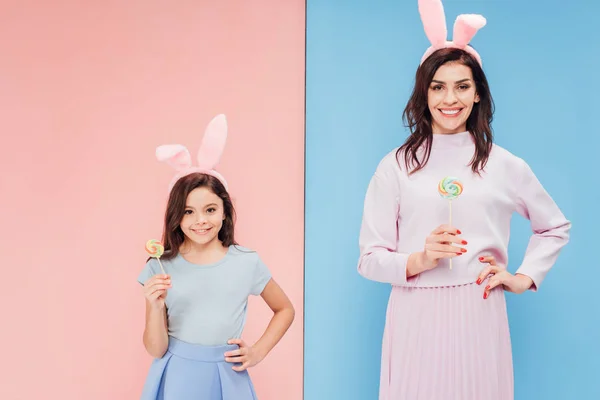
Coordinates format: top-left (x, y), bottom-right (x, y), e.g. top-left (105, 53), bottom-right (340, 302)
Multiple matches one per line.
top-left (160, 172), bottom-right (237, 261)
top-left (398, 47), bottom-right (495, 174)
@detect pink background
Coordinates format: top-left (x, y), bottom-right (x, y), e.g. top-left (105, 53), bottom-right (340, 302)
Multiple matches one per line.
top-left (0, 1), bottom-right (305, 399)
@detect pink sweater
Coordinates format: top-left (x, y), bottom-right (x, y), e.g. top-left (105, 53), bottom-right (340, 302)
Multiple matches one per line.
top-left (357, 131), bottom-right (571, 289)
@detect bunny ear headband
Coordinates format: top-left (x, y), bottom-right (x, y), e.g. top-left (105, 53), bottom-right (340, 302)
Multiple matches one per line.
top-left (156, 114), bottom-right (229, 192)
top-left (418, 0), bottom-right (487, 66)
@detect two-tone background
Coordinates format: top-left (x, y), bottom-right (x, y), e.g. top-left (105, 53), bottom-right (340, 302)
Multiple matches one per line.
top-left (1, 0), bottom-right (597, 399)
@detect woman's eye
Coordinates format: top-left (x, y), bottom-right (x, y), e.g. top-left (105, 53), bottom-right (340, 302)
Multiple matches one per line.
top-left (184, 210), bottom-right (193, 215)
top-left (207, 208), bottom-right (216, 213)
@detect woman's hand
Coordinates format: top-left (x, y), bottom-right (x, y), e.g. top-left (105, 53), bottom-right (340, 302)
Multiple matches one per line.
top-left (477, 256), bottom-right (533, 299)
top-left (421, 224), bottom-right (468, 270)
top-left (224, 339), bottom-right (263, 372)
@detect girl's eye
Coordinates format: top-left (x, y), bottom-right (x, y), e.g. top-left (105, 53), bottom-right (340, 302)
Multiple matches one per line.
top-left (184, 209), bottom-right (193, 215)
top-left (207, 208), bottom-right (216, 213)
top-left (432, 85), bottom-right (443, 91)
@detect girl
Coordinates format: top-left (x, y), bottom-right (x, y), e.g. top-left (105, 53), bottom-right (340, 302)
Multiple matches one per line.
top-left (357, 2), bottom-right (570, 399)
top-left (138, 114), bottom-right (295, 400)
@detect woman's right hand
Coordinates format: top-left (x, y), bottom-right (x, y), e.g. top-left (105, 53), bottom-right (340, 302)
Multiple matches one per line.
top-left (420, 224), bottom-right (467, 271)
top-left (142, 274), bottom-right (172, 309)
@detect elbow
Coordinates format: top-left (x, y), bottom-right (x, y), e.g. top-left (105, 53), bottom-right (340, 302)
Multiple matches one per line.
top-left (144, 344), bottom-right (167, 359)
top-left (562, 220), bottom-right (572, 241)
top-left (143, 334), bottom-right (168, 359)
top-left (287, 302), bottom-right (296, 323)
top-left (274, 301), bottom-right (296, 325)
top-left (556, 218), bottom-right (572, 239)
top-left (149, 348), bottom-right (167, 359)
top-left (275, 306), bottom-right (295, 332)
top-left (145, 344), bottom-right (167, 359)
top-left (357, 253), bottom-right (374, 280)
top-left (535, 219), bottom-right (572, 242)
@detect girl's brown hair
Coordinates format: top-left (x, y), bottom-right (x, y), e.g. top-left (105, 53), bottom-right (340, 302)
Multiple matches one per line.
top-left (160, 172), bottom-right (237, 260)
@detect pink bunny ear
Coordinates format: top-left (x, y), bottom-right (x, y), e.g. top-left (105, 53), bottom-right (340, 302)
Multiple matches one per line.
top-left (156, 144), bottom-right (192, 171)
top-left (197, 114), bottom-right (227, 169)
top-left (453, 14), bottom-right (486, 48)
top-left (418, 0), bottom-right (447, 49)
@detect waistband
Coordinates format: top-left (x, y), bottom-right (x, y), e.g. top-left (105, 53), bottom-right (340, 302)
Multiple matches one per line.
top-left (167, 336), bottom-right (239, 362)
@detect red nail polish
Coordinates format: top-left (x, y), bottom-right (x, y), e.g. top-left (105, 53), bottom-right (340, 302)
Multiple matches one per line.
top-left (485, 285), bottom-right (490, 291)
top-left (462, 240), bottom-right (468, 245)
top-left (479, 257), bottom-right (484, 261)
top-left (461, 248), bottom-right (467, 253)
top-left (476, 278), bottom-right (482, 285)
top-left (483, 292), bottom-right (488, 299)
top-left (456, 252), bottom-right (463, 255)
top-left (457, 230), bottom-right (462, 234)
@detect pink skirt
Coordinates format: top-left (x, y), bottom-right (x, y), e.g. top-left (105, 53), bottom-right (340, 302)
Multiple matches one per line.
top-left (379, 280), bottom-right (514, 400)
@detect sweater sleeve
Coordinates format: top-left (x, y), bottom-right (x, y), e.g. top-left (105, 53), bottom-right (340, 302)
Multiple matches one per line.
top-left (357, 159), bottom-right (418, 286)
top-left (514, 159), bottom-right (571, 290)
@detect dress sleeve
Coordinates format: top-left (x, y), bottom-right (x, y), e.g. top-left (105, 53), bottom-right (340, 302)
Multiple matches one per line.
top-left (250, 254), bottom-right (272, 296)
top-left (137, 259), bottom-right (160, 286)
top-left (514, 159), bottom-right (571, 290)
top-left (357, 159), bottom-right (418, 286)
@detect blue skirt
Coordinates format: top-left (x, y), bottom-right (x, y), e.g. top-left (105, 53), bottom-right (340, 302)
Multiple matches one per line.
top-left (140, 337), bottom-right (258, 400)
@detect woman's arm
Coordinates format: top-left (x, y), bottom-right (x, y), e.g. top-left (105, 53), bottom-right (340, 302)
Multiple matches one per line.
top-left (513, 159), bottom-right (571, 290)
top-left (358, 163), bottom-right (418, 285)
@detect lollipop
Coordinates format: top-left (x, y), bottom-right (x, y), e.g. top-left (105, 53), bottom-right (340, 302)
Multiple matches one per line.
top-left (146, 239), bottom-right (166, 274)
top-left (438, 177), bottom-right (463, 269)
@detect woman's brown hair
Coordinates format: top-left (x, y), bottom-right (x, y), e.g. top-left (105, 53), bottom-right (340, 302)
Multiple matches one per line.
top-left (398, 47), bottom-right (495, 174)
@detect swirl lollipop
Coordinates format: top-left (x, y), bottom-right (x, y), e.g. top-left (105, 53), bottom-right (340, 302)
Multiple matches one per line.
top-left (438, 177), bottom-right (463, 269)
top-left (146, 239), bottom-right (166, 274)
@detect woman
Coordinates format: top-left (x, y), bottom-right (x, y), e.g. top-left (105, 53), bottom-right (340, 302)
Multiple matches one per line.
top-left (357, 2), bottom-right (571, 399)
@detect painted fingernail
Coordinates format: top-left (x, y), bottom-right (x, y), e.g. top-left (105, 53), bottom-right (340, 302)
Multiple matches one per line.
top-left (485, 285), bottom-right (490, 291)
top-left (461, 248), bottom-right (467, 253)
top-left (457, 229), bottom-right (462, 234)
top-left (476, 278), bottom-right (482, 285)
top-left (483, 292), bottom-right (488, 299)
top-left (479, 257), bottom-right (484, 261)
top-left (461, 240), bottom-right (468, 245)
top-left (456, 252), bottom-right (463, 255)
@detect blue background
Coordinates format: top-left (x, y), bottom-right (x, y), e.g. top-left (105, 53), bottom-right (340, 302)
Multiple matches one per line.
top-left (304, 0), bottom-right (599, 399)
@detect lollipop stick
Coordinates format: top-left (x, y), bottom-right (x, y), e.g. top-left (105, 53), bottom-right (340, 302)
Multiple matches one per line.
top-left (157, 258), bottom-right (166, 275)
top-left (449, 199), bottom-right (453, 270)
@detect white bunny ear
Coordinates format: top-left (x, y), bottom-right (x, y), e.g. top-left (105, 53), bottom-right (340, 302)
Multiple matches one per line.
top-left (453, 14), bottom-right (486, 48)
top-left (197, 114), bottom-right (227, 169)
top-left (419, 0), bottom-right (448, 49)
top-left (156, 144), bottom-right (192, 171)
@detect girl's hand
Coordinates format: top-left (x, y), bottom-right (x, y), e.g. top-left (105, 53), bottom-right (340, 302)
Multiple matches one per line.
top-left (421, 224), bottom-right (468, 270)
top-left (224, 339), bottom-right (263, 372)
top-left (142, 274), bottom-right (171, 310)
top-left (477, 256), bottom-right (533, 299)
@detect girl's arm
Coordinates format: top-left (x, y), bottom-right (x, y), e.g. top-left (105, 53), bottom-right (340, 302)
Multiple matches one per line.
top-left (252, 279), bottom-right (295, 360)
top-left (143, 300), bottom-right (169, 358)
top-left (225, 278), bottom-right (295, 371)
top-left (141, 274), bottom-right (171, 358)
